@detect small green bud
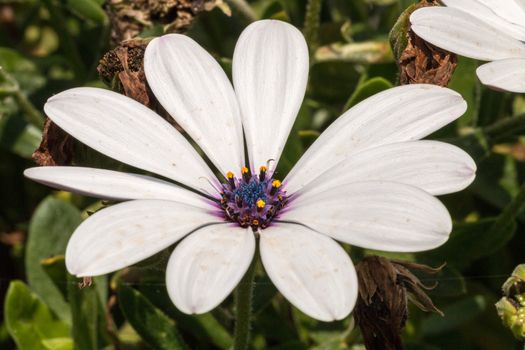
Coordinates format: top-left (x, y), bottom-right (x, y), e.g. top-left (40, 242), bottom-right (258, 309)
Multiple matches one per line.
top-left (496, 295), bottom-right (525, 340)
top-left (502, 264), bottom-right (525, 296)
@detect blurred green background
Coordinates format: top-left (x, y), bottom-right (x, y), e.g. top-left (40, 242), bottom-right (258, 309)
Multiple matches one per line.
top-left (1, 0), bottom-right (525, 349)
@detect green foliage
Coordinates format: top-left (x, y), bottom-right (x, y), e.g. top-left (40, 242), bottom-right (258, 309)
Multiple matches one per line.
top-left (25, 196), bottom-right (81, 321)
top-left (4, 281), bottom-right (71, 350)
top-left (1, 0), bottom-right (525, 349)
top-left (118, 284), bottom-right (188, 350)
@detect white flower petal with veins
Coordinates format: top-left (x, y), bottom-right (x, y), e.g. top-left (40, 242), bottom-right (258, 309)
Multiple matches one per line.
top-left (65, 200), bottom-right (221, 277)
top-left (296, 141), bottom-right (476, 197)
top-left (44, 87), bottom-right (219, 195)
top-left (410, 7), bottom-right (525, 61)
top-left (166, 224), bottom-right (255, 314)
top-left (233, 20), bottom-right (309, 170)
top-left (24, 167), bottom-right (211, 208)
top-left (285, 85), bottom-right (466, 195)
top-left (441, 0), bottom-right (525, 41)
top-left (282, 182), bottom-right (452, 252)
top-left (145, 34), bottom-right (245, 176)
top-left (260, 223), bottom-right (358, 321)
top-left (477, 59), bottom-right (525, 93)
top-left (475, 0), bottom-right (525, 27)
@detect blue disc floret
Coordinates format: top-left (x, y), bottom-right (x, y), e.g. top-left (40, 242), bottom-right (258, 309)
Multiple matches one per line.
top-left (220, 166), bottom-right (287, 229)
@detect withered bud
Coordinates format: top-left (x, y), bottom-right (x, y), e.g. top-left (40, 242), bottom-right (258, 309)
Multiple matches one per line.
top-left (97, 39), bottom-right (179, 127)
top-left (105, 0), bottom-right (223, 45)
top-left (32, 118), bottom-right (75, 166)
top-left (354, 256), bottom-right (444, 350)
top-left (390, 0), bottom-right (457, 87)
top-left (98, 38), bottom-right (151, 106)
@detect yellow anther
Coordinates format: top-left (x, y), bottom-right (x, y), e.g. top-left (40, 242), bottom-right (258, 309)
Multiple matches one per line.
top-left (272, 180), bottom-right (282, 188)
top-left (256, 199), bottom-right (266, 208)
top-left (241, 167), bottom-right (249, 174)
top-left (252, 219), bottom-right (259, 226)
top-left (259, 165), bottom-right (267, 172)
top-left (226, 171), bottom-right (234, 179)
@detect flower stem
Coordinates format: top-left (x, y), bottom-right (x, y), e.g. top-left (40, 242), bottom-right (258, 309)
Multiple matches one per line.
top-left (303, 0), bottom-right (323, 53)
top-left (0, 68), bottom-right (44, 128)
top-left (226, 0), bottom-right (257, 22)
top-left (233, 249), bottom-right (257, 350)
top-left (489, 179), bottom-right (525, 231)
top-left (484, 113), bottom-right (525, 142)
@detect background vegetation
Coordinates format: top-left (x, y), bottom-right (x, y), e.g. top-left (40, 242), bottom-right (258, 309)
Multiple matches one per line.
top-left (0, 0), bottom-right (524, 349)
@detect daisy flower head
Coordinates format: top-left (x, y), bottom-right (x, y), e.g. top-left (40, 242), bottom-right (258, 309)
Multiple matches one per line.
top-left (25, 20), bottom-right (476, 321)
top-left (410, 0), bottom-right (525, 93)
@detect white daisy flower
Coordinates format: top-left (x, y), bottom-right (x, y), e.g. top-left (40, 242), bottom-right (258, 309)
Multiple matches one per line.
top-left (410, 0), bottom-right (525, 93)
top-left (24, 20), bottom-right (476, 321)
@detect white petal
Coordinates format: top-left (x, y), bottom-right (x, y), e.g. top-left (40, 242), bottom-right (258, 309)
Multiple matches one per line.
top-left (65, 200), bottom-right (221, 277)
top-left (260, 223), bottom-right (357, 322)
top-left (476, 58), bottom-right (525, 93)
top-left (44, 87), bottom-right (218, 195)
top-left (166, 224), bottom-right (255, 314)
top-left (282, 182), bottom-right (452, 252)
top-left (298, 141), bottom-right (476, 197)
top-left (285, 85), bottom-right (466, 195)
top-left (475, 0), bottom-right (525, 28)
top-left (441, 0), bottom-right (525, 41)
top-left (233, 20), bottom-right (309, 170)
top-left (145, 35), bottom-right (245, 176)
top-left (410, 7), bottom-right (525, 61)
top-left (24, 167), bottom-right (211, 209)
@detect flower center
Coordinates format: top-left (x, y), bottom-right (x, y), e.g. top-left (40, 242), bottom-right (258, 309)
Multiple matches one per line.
top-left (220, 166), bottom-right (287, 229)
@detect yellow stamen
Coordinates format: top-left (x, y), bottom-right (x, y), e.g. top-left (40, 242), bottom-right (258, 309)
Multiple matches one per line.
top-left (252, 219), bottom-right (259, 226)
top-left (259, 165), bottom-right (267, 172)
top-left (226, 171), bottom-right (234, 179)
top-left (272, 180), bottom-right (282, 188)
top-left (256, 199), bottom-right (266, 208)
top-left (241, 167), bottom-right (249, 174)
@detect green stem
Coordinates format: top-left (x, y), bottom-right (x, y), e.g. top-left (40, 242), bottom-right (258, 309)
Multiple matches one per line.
top-left (303, 0), bottom-right (323, 53)
top-left (492, 180), bottom-right (525, 228)
top-left (0, 68), bottom-right (44, 128)
top-left (483, 113), bottom-right (525, 141)
top-left (226, 0), bottom-right (257, 22)
top-left (233, 248), bottom-right (258, 350)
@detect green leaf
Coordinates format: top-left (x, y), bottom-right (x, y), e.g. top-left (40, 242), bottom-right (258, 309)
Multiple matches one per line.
top-left (66, 0), bottom-right (108, 24)
top-left (67, 274), bottom-right (108, 350)
top-left (41, 255), bottom-right (109, 349)
top-left (421, 218), bottom-right (517, 270)
top-left (4, 281), bottom-right (71, 350)
top-left (42, 338), bottom-right (74, 350)
top-left (308, 61), bottom-right (360, 105)
top-left (26, 196), bottom-right (82, 321)
top-left (421, 295), bottom-right (486, 336)
top-left (0, 47), bottom-right (45, 93)
top-left (118, 284), bottom-right (188, 350)
top-left (0, 112), bottom-right (42, 158)
top-left (343, 76), bottom-right (393, 111)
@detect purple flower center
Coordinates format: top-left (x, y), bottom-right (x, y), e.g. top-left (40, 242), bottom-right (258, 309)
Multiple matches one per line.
top-left (220, 166), bottom-right (287, 229)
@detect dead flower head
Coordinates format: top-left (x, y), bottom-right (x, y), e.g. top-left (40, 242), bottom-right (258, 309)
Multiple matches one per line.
top-left (105, 0), bottom-right (223, 45)
top-left (390, 0), bottom-right (457, 87)
top-left (354, 256), bottom-right (444, 350)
